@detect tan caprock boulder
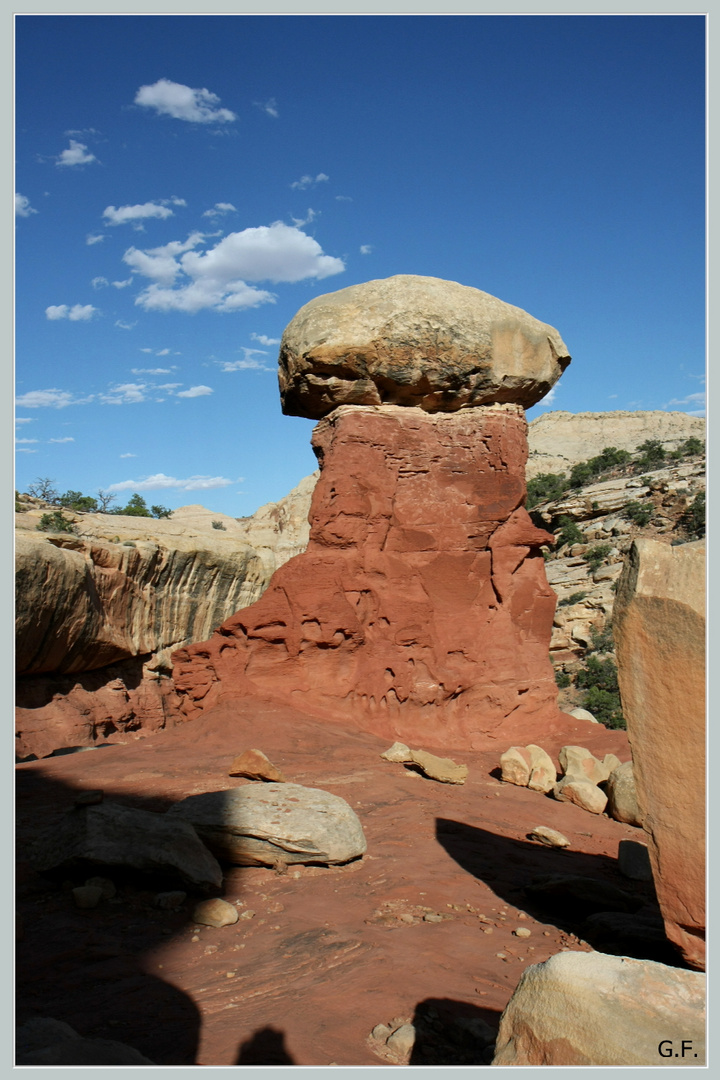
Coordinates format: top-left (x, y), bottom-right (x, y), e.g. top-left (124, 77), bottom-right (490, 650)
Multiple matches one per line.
top-left (492, 950), bottom-right (705, 1066)
top-left (613, 538), bottom-right (706, 970)
top-left (279, 275), bottom-right (570, 418)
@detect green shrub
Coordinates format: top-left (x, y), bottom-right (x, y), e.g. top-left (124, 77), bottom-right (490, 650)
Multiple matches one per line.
top-left (150, 505), bottom-right (172, 519)
top-left (554, 670), bottom-right (571, 688)
top-left (59, 490), bottom-right (98, 512)
top-left (588, 624), bottom-right (615, 653)
top-left (624, 500), bottom-right (653, 527)
top-left (526, 472), bottom-right (569, 509)
top-left (556, 516), bottom-right (584, 547)
top-left (558, 591), bottom-right (588, 607)
top-left (634, 439), bottom-right (666, 471)
top-left (575, 653), bottom-right (625, 729)
top-left (584, 543), bottom-right (612, 572)
top-left (680, 491), bottom-right (705, 539)
top-left (36, 511), bottom-right (75, 534)
top-left (680, 436), bottom-right (704, 456)
top-left (211, 520), bottom-right (227, 530)
top-left (583, 685), bottom-right (625, 729)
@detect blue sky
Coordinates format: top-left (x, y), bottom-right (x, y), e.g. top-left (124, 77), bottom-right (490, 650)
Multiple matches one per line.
top-left (14, 14), bottom-right (706, 518)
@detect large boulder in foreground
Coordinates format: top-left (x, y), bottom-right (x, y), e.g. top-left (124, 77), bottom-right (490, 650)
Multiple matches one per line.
top-left (492, 950), bottom-right (706, 1066)
top-left (613, 538), bottom-right (706, 970)
top-left (279, 275), bottom-right (570, 418)
top-left (166, 783), bottom-right (367, 867)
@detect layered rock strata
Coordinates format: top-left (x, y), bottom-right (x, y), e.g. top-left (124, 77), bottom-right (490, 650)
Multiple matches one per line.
top-left (613, 538), bottom-right (706, 970)
top-left (174, 403), bottom-right (563, 749)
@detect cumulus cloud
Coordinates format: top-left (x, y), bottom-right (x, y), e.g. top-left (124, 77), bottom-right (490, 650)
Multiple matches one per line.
top-left (49, 436), bottom-right (74, 443)
top-left (134, 79), bottom-right (236, 124)
top-left (100, 383), bottom-right (148, 405)
top-left (103, 201), bottom-right (177, 228)
top-left (177, 385), bottom-right (213, 397)
top-left (203, 202), bottom-right (237, 218)
top-left (45, 304), bottom-right (97, 321)
top-left (15, 388), bottom-right (92, 409)
top-left (108, 472), bottom-right (233, 492)
top-left (15, 193), bottom-right (38, 217)
top-left (251, 333), bottom-right (281, 346)
top-left (254, 98), bottom-right (278, 118)
top-left (126, 222), bottom-right (344, 314)
top-left (87, 233), bottom-right (105, 245)
top-left (360, 244), bottom-right (372, 254)
top-left (57, 139), bottom-right (97, 167)
top-left (156, 348), bottom-right (170, 356)
top-left (290, 172), bottom-right (329, 190)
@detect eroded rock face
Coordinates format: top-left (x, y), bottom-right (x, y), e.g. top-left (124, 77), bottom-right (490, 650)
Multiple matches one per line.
top-left (279, 275), bottom-right (570, 418)
top-left (173, 404), bottom-right (562, 750)
top-left (613, 538), bottom-right (706, 970)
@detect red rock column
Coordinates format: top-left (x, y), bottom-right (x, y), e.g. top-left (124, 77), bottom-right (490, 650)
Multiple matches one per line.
top-left (173, 403), bottom-right (561, 750)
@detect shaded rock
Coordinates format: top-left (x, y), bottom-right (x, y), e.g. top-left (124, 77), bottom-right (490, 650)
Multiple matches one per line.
top-left (559, 745), bottom-right (612, 784)
top-left (618, 839), bottom-right (653, 882)
top-left (492, 950), bottom-right (705, 1066)
top-left (74, 789), bottom-right (104, 806)
top-left (154, 890), bottom-right (187, 910)
top-left (581, 910), bottom-right (673, 961)
top-left (31, 801), bottom-right (223, 891)
top-left (605, 760), bottom-right (643, 827)
top-left (279, 275), bottom-right (570, 419)
top-left (72, 885), bottom-right (103, 909)
top-left (528, 826), bottom-right (570, 848)
top-left (192, 898), bottom-right (239, 927)
top-left (84, 875), bottom-right (116, 899)
top-left (614, 538), bottom-right (705, 970)
top-left (166, 783), bottom-right (367, 867)
top-left (380, 741), bottom-right (413, 762)
top-left (554, 778), bottom-right (608, 814)
top-left (228, 748), bottom-right (287, 782)
top-left (16, 1017), bottom-right (155, 1065)
top-left (409, 749), bottom-right (467, 784)
top-left (525, 873), bottom-right (642, 915)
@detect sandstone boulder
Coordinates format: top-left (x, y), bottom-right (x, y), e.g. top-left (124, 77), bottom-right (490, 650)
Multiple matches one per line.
top-left (30, 801), bottom-right (223, 891)
top-left (528, 826), bottom-right (570, 848)
top-left (192, 898), bottom-right (239, 927)
top-left (558, 745), bottom-right (612, 785)
top-left (279, 275), bottom-right (570, 419)
top-left (492, 950), bottom-right (705, 1066)
top-left (380, 742), bottom-right (413, 763)
top-left (605, 759), bottom-right (643, 826)
top-left (228, 749), bottom-right (287, 782)
top-left (617, 839), bottom-right (653, 881)
top-left (409, 749), bottom-right (467, 784)
top-left (526, 744), bottom-right (557, 793)
top-left (553, 777), bottom-right (608, 814)
top-left (499, 746), bottom-right (532, 787)
top-left (613, 539), bottom-right (705, 970)
top-left (166, 783), bottom-right (367, 867)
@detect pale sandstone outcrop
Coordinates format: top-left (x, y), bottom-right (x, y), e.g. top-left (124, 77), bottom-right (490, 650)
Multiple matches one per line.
top-left (279, 275), bottom-right (570, 418)
top-left (613, 538), bottom-right (706, 970)
top-left (492, 950), bottom-right (706, 1066)
top-left (526, 409), bottom-right (705, 480)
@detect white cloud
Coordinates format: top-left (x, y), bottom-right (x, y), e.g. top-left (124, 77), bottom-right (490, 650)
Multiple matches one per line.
top-left (131, 367), bottom-right (174, 375)
top-left (103, 201), bottom-right (176, 227)
top-left (16, 448), bottom-right (37, 453)
top-left (128, 222), bottom-right (344, 314)
top-left (15, 437), bottom-right (38, 444)
top-left (254, 98), bottom-right (279, 118)
top-left (538, 385), bottom-right (558, 408)
top-left (15, 417), bottom-right (33, 424)
top-left (112, 277), bottom-right (134, 289)
top-left (115, 320), bottom-right (137, 330)
top-left (217, 358), bottom-right (269, 372)
top-left (335, 195), bottom-right (353, 202)
top-left (120, 452), bottom-right (137, 458)
top-left (291, 208), bottom-right (318, 227)
top-left (87, 233), bottom-right (105, 245)
top-left (134, 79), bottom-right (236, 124)
top-left (15, 193), bottom-right (38, 217)
top-left (360, 244), bottom-right (372, 255)
top-left (57, 139), bottom-right (97, 167)
top-left (157, 382), bottom-right (182, 390)
top-left (663, 390), bottom-right (706, 417)
top-left (108, 472), bottom-right (233, 492)
top-left (290, 172), bottom-right (329, 190)
top-left (251, 333), bottom-right (281, 346)
top-left (49, 436), bottom-right (75, 443)
top-left (203, 202), bottom-right (237, 218)
top-left (177, 385), bottom-right (213, 397)
top-left (45, 304), bottom-right (97, 321)
top-left (156, 348), bottom-right (170, 356)
top-left (92, 276), bottom-right (109, 289)
top-left (15, 388), bottom-right (92, 409)
top-left (100, 383), bottom-right (148, 405)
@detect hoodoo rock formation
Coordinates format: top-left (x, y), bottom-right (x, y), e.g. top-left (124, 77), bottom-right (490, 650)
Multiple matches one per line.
top-left (173, 276), bottom-right (572, 750)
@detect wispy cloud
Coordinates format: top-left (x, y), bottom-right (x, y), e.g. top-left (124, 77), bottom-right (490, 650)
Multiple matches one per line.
top-left (115, 320), bottom-right (137, 330)
top-left (86, 233), bottom-right (105, 245)
top-left (15, 437), bottom-right (38, 444)
top-left (216, 357), bottom-right (270, 372)
top-left (92, 276), bottom-right (109, 289)
top-left (100, 383), bottom-right (148, 405)
top-left (251, 333), bottom-right (281, 346)
top-left (103, 201), bottom-right (178, 228)
top-left (290, 172), bottom-right (329, 191)
top-left (335, 195), bottom-right (353, 202)
top-left (112, 277), bottom-right (134, 289)
top-left (126, 222), bottom-right (344, 313)
top-left (45, 304), bottom-right (97, 321)
top-left (254, 98), bottom-right (279, 118)
top-left (134, 79), bottom-right (236, 124)
top-left (108, 472), bottom-right (233, 492)
top-left (663, 390), bottom-right (706, 417)
top-left (48, 436), bottom-right (75, 443)
top-left (56, 139), bottom-right (97, 167)
top-left (131, 367), bottom-right (173, 374)
top-left (15, 388), bottom-right (93, 409)
top-left (15, 418), bottom-right (33, 424)
top-left (360, 244), bottom-right (372, 254)
top-left (202, 202), bottom-right (237, 218)
top-left (538, 385), bottom-right (558, 408)
top-left (291, 208), bottom-right (318, 228)
top-left (120, 452), bottom-right (136, 458)
top-left (177, 385), bottom-right (213, 397)
top-left (15, 193), bottom-right (38, 217)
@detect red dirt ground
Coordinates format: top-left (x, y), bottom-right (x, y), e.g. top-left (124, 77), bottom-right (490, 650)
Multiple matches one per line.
top-left (16, 698), bottom-right (665, 1067)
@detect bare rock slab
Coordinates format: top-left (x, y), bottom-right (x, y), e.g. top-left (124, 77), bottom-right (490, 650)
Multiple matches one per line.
top-left (278, 275), bottom-right (570, 418)
top-left (409, 749), bottom-right (467, 784)
top-left (30, 801), bottom-right (223, 891)
top-left (166, 783), bottom-right (367, 867)
top-left (492, 950), bottom-right (705, 1066)
top-left (228, 748), bottom-right (287, 782)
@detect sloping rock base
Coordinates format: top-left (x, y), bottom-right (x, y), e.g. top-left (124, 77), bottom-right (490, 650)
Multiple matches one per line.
top-left (174, 404), bottom-right (566, 751)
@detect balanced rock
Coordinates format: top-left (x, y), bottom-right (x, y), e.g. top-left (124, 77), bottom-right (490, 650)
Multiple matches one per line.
top-left (30, 801), bottom-right (223, 891)
top-left (278, 275), bottom-right (570, 419)
top-left (492, 950), bottom-right (706, 1066)
top-left (228, 749), bottom-right (287, 782)
top-left (613, 539), bottom-right (706, 970)
top-left (605, 760), bottom-right (643, 827)
top-left (166, 783), bottom-right (367, 867)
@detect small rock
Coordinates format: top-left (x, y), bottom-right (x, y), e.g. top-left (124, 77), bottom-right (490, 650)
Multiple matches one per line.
top-left (380, 741), bottom-right (412, 763)
top-left (386, 1023), bottom-right (416, 1058)
top-left (192, 898), bottom-right (239, 928)
top-left (239, 909), bottom-right (256, 920)
top-left (514, 927), bottom-right (531, 938)
top-left (399, 912), bottom-right (414, 924)
top-left (72, 885), bottom-right (103, 909)
top-left (410, 749), bottom-right (467, 784)
top-left (424, 913), bottom-right (444, 923)
top-left (371, 1024), bottom-right (392, 1041)
top-left (228, 748), bottom-right (287, 783)
top-left (153, 890), bottom-right (187, 910)
top-left (84, 876), bottom-right (116, 900)
top-left (528, 825), bottom-right (571, 848)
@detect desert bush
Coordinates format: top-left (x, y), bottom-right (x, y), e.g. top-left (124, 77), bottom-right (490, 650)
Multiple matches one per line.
top-left (558, 591), bottom-right (588, 607)
top-left (634, 439), bottom-right (666, 471)
top-left (624, 500), bottom-right (653, 527)
top-left (36, 511), bottom-right (75, 534)
top-left (554, 670), bottom-right (571, 688)
top-left (556, 516), bottom-right (584, 548)
top-left (526, 472), bottom-right (569, 509)
top-left (680, 491), bottom-right (705, 539)
top-left (680, 436), bottom-right (704, 456)
top-left (212, 520), bottom-right (227, 530)
top-left (584, 543), bottom-right (612, 572)
top-left (59, 489), bottom-right (98, 512)
top-left (151, 505), bottom-right (173, 519)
